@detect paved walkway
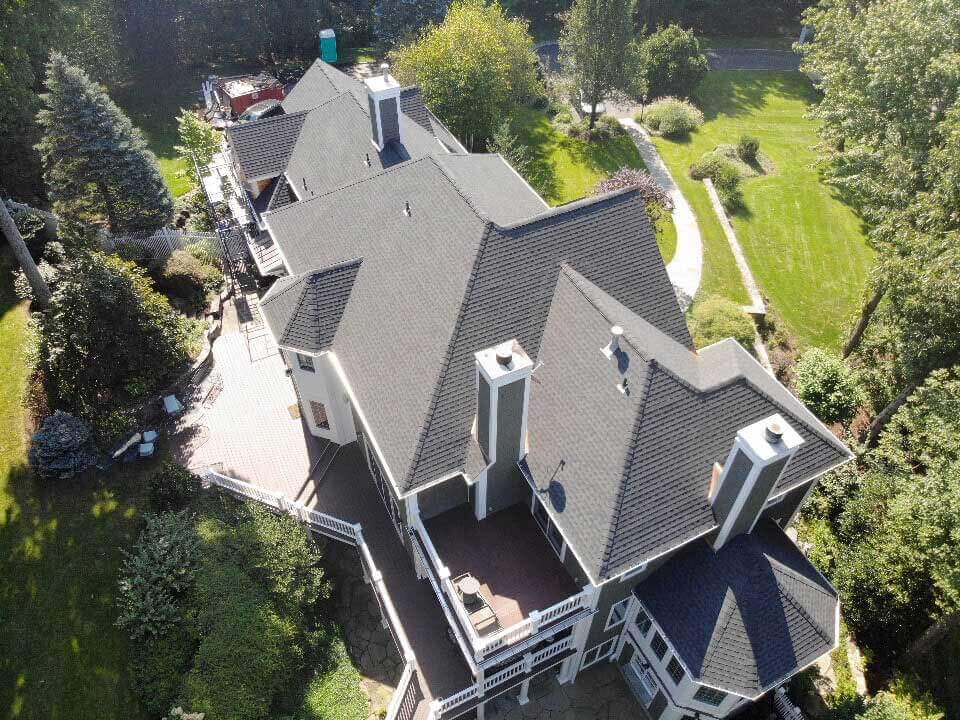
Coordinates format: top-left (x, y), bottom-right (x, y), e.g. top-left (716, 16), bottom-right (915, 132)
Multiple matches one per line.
top-left (706, 48), bottom-right (801, 71)
top-left (619, 118), bottom-right (703, 308)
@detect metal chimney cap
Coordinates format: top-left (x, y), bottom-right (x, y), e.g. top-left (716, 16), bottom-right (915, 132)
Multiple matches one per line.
top-left (765, 420), bottom-right (784, 443)
top-left (611, 325), bottom-right (624, 338)
top-left (495, 345), bottom-right (513, 367)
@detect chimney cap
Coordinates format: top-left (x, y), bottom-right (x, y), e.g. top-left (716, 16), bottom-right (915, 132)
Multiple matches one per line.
top-left (765, 419), bottom-right (784, 443)
top-left (495, 344), bottom-right (513, 367)
top-left (380, 62), bottom-right (390, 79)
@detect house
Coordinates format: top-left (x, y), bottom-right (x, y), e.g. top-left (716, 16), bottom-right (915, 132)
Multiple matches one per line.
top-left (221, 59), bottom-right (852, 720)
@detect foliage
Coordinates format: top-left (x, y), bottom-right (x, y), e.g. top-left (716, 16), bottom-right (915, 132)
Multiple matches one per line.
top-left (131, 625), bottom-right (196, 717)
top-left (13, 260), bottom-right (61, 303)
top-left (28, 410), bottom-right (98, 479)
top-left (487, 119), bottom-right (535, 178)
top-left (793, 348), bottom-right (865, 424)
top-left (116, 511), bottom-right (201, 641)
top-left (560, 0), bottom-right (638, 126)
top-left (4, 201), bottom-right (51, 259)
top-left (641, 96), bottom-right (703, 137)
top-left (689, 151), bottom-right (737, 181)
top-left (635, 24), bottom-right (708, 100)
top-left (566, 113), bottom-right (626, 141)
top-left (593, 167), bottom-right (671, 211)
top-left (375, 0), bottom-right (449, 44)
top-left (859, 689), bottom-right (945, 720)
top-left (175, 109), bottom-right (221, 168)
top-left (737, 134), bottom-right (759, 164)
top-left (298, 641), bottom-right (368, 720)
top-left (36, 54), bottom-right (174, 232)
top-left (391, 0), bottom-right (540, 148)
top-left (155, 249), bottom-right (224, 315)
top-left (38, 251), bottom-right (191, 431)
top-left (150, 462), bottom-right (203, 511)
top-left (688, 295), bottom-right (756, 353)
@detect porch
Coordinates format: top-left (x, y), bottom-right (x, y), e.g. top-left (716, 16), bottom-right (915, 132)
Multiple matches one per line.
top-left (424, 504), bottom-right (581, 632)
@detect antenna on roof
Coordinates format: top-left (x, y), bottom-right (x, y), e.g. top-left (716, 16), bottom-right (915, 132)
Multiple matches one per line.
top-left (302, 177), bottom-right (307, 191)
top-left (364, 152), bottom-right (371, 167)
top-left (403, 201), bottom-right (411, 217)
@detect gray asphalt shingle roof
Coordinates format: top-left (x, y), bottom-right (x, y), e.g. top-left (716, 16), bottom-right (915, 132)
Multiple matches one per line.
top-left (282, 59), bottom-right (365, 113)
top-left (521, 266), bottom-right (851, 580)
top-left (227, 111), bottom-right (308, 180)
top-left (637, 520), bottom-right (838, 697)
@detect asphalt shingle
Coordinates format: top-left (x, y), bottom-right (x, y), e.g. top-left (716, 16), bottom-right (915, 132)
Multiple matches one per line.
top-left (227, 111), bottom-right (308, 180)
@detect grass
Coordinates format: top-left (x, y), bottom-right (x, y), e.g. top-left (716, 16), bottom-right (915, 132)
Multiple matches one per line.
top-left (300, 642), bottom-right (369, 720)
top-left (508, 105), bottom-right (677, 262)
top-left (336, 46), bottom-right (378, 65)
top-left (650, 71), bottom-right (874, 349)
top-left (0, 255), bottom-right (150, 719)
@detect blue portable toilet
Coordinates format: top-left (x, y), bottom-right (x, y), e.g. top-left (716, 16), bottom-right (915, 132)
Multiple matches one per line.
top-left (319, 29), bottom-right (338, 63)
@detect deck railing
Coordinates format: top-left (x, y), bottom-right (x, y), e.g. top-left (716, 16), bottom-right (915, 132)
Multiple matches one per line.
top-left (429, 635), bottom-right (575, 719)
top-left (411, 518), bottom-right (593, 667)
top-left (204, 469), bottom-right (421, 720)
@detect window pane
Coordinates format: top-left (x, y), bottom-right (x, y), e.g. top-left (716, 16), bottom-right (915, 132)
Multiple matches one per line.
top-left (694, 686), bottom-right (727, 706)
top-left (297, 354), bottom-right (314, 371)
top-left (310, 401), bottom-right (329, 429)
top-left (651, 633), bottom-right (667, 660)
top-left (667, 657), bottom-right (685, 684)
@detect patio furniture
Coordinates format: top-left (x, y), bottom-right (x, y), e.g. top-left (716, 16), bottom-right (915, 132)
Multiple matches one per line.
top-left (163, 394), bottom-right (184, 415)
top-left (142, 430), bottom-right (159, 444)
top-left (457, 575), bottom-right (481, 605)
top-left (138, 442), bottom-right (155, 458)
top-left (454, 573), bottom-right (501, 635)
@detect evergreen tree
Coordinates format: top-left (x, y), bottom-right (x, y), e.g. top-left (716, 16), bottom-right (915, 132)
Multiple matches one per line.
top-left (36, 53), bottom-right (173, 232)
top-left (560, 0), bottom-right (638, 128)
top-left (0, 201), bottom-right (51, 307)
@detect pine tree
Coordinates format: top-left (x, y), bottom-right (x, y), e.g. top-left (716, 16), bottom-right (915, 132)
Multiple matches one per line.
top-left (35, 53), bottom-right (173, 233)
top-left (0, 201), bottom-right (51, 307)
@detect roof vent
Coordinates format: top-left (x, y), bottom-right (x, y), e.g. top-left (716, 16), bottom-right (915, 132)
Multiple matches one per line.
top-left (496, 345), bottom-right (513, 367)
top-left (602, 325), bottom-right (624, 358)
top-left (765, 419), bottom-right (784, 444)
top-left (403, 200), bottom-right (411, 217)
top-left (364, 152), bottom-right (371, 167)
top-left (617, 377), bottom-right (629, 394)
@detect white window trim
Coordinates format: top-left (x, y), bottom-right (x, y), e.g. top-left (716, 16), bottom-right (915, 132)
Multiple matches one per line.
top-left (296, 353), bottom-right (315, 372)
top-left (621, 562), bottom-right (648, 582)
top-left (581, 638), bottom-right (617, 669)
top-left (605, 597), bottom-right (631, 631)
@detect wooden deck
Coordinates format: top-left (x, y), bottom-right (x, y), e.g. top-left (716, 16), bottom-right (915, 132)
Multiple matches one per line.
top-left (425, 505), bottom-right (581, 631)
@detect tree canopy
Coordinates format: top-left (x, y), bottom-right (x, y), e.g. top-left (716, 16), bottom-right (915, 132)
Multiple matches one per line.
top-left (391, 0), bottom-right (540, 148)
top-left (636, 24), bottom-right (708, 100)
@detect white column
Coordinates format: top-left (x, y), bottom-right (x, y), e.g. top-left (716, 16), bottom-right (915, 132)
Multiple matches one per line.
top-left (518, 678), bottom-right (531, 705)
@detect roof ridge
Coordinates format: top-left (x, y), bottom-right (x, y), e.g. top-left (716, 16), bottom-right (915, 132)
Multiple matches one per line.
top-left (427, 155), bottom-right (495, 224)
top-left (261, 273), bottom-right (306, 306)
top-left (775, 571), bottom-right (834, 647)
top-left (227, 108), bottom-right (309, 137)
top-left (403, 222), bottom-right (497, 486)
top-left (700, 593), bottom-right (743, 681)
top-left (494, 186), bottom-right (641, 231)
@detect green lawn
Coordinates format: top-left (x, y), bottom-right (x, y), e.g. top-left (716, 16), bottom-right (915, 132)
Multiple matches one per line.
top-left (651, 71), bottom-right (874, 349)
top-left (508, 105), bottom-right (677, 263)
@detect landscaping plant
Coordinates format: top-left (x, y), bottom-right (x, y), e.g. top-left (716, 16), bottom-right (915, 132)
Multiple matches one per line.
top-left (688, 295), bottom-right (756, 353)
top-left (737, 134), bottom-right (759, 164)
top-left (640, 96), bottom-right (703, 138)
top-left (635, 24), bottom-right (708, 99)
top-left (792, 348), bottom-right (865, 424)
top-left (28, 410), bottom-right (98, 479)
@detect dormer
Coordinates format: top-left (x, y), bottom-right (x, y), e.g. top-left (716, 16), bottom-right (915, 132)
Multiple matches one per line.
top-left (364, 64), bottom-right (402, 150)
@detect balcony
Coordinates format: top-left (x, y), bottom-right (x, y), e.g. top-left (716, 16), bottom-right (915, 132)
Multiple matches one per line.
top-left (412, 503), bottom-right (594, 670)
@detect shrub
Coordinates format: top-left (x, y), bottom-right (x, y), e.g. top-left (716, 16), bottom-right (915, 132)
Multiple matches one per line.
top-left (711, 161), bottom-right (744, 211)
top-left (688, 295), bottom-right (756, 353)
top-left (737, 134), bottom-right (760, 163)
top-left (131, 625), bottom-right (196, 717)
top-left (593, 167), bottom-right (672, 211)
top-left (28, 411), bottom-right (98, 479)
top-left (689, 151), bottom-right (737, 181)
top-left (640, 97), bottom-right (703, 138)
top-left (637, 24), bottom-right (709, 99)
top-left (793, 348), bottom-right (865, 423)
top-left (116, 511), bottom-right (200, 641)
top-left (565, 113), bottom-right (624, 141)
top-left (154, 249), bottom-right (223, 314)
top-left (13, 260), bottom-right (60, 302)
top-left (151, 462), bottom-right (203, 511)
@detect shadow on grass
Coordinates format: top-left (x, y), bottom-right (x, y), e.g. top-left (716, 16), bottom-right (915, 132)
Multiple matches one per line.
top-left (694, 70), bottom-right (820, 122)
top-left (0, 460), bottom-right (154, 720)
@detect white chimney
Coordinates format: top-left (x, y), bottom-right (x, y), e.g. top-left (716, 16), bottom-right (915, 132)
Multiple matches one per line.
top-left (710, 414), bottom-right (804, 550)
top-left (363, 64), bottom-right (402, 150)
top-left (602, 325), bottom-right (624, 358)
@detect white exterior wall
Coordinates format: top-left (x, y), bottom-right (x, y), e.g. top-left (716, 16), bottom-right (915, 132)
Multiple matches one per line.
top-left (285, 349), bottom-right (357, 445)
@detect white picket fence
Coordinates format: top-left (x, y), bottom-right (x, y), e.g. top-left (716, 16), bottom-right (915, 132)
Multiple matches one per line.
top-left (203, 469), bottom-right (421, 720)
top-left (103, 227), bottom-right (222, 268)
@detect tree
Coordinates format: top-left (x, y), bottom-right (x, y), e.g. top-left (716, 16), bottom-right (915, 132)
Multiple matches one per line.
top-left (636, 24), bottom-right (708, 100)
top-left (38, 251), bottom-right (191, 424)
top-left (391, 0), bottom-right (540, 148)
top-left (375, 0), bottom-right (450, 45)
top-left (175, 109), bottom-right (221, 168)
top-left (559, 0), bottom-right (637, 128)
top-left (792, 348), bottom-right (864, 424)
top-left (36, 53), bottom-right (173, 232)
top-left (487, 120), bottom-right (533, 177)
top-left (0, 200), bottom-right (51, 306)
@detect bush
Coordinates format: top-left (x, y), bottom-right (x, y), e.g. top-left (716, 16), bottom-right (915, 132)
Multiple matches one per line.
top-left (712, 161), bottom-right (744, 211)
top-left (131, 625), bottom-right (196, 717)
top-left (737, 134), bottom-right (760, 163)
top-left (155, 249), bottom-right (224, 314)
top-left (689, 151), bottom-right (737, 181)
top-left (28, 411), bottom-right (98, 479)
top-left (565, 113), bottom-right (624, 141)
top-left (793, 348), bottom-right (865, 424)
top-left (116, 511), bottom-right (200, 641)
top-left (637, 24), bottom-right (709, 99)
top-left (151, 462), bottom-right (203, 511)
top-left (640, 97), bottom-right (703, 138)
top-left (593, 167), bottom-right (672, 212)
top-left (688, 295), bottom-right (756, 353)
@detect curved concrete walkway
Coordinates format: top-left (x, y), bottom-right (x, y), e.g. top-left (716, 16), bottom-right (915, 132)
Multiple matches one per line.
top-left (619, 118), bottom-right (703, 308)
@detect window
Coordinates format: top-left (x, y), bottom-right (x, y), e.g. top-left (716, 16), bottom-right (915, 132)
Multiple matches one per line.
top-left (581, 638), bottom-right (617, 669)
top-left (666, 657), bottom-right (685, 685)
top-left (651, 632), bottom-right (667, 660)
top-left (310, 401), bottom-right (329, 430)
top-left (297, 353), bottom-right (315, 372)
top-left (694, 686), bottom-right (728, 706)
top-left (634, 607), bottom-right (652, 636)
top-left (621, 562), bottom-right (648, 582)
top-left (532, 496), bottom-right (564, 557)
top-left (606, 597), bottom-right (631, 630)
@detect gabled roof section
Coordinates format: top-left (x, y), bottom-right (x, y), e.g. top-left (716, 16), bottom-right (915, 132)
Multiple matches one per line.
top-left (282, 59), bottom-right (365, 112)
top-left (521, 267), bottom-right (852, 581)
top-left (227, 110), bottom-right (308, 180)
top-left (637, 520), bottom-right (838, 697)
top-left (260, 259), bottom-right (361, 353)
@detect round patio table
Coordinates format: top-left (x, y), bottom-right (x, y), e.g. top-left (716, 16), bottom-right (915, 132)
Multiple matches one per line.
top-left (458, 576), bottom-right (481, 606)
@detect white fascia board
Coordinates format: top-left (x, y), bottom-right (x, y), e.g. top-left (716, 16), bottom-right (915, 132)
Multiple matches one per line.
top-left (261, 214), bottom-right (293, 276)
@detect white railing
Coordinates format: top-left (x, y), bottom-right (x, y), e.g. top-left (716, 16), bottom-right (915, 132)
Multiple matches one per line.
top-left (411, 522), bottom-right (593, 665)
top-left (430, 635), bottom-right (574, 718)
top-left (204, 469), bottom-right (422, 720)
